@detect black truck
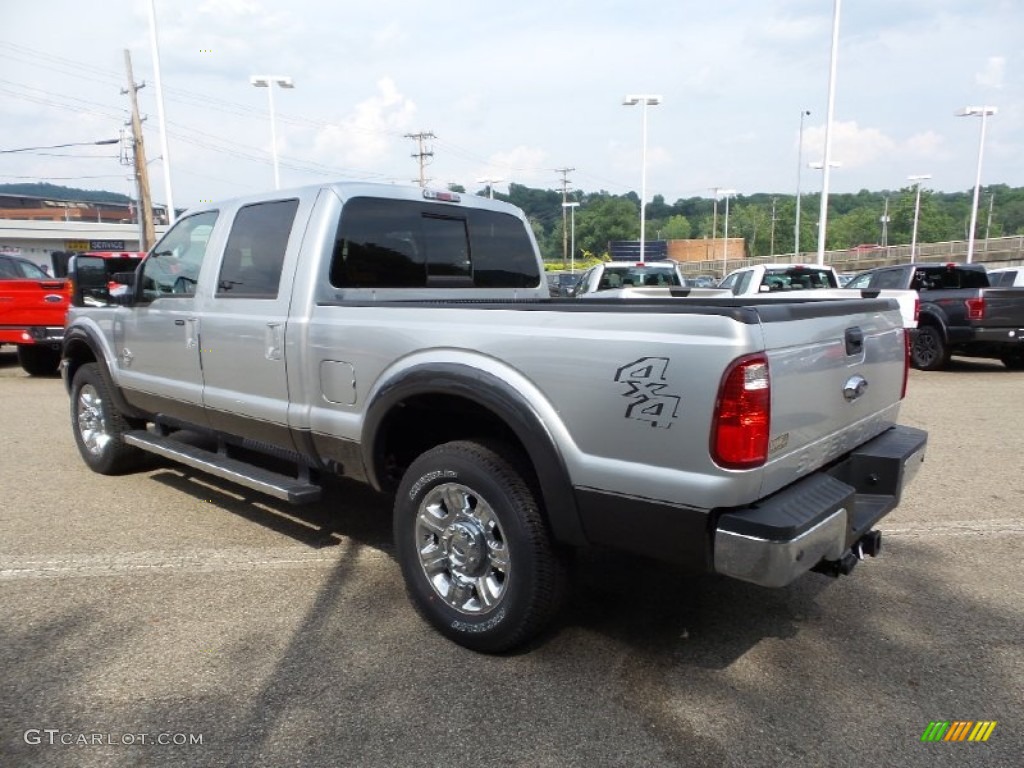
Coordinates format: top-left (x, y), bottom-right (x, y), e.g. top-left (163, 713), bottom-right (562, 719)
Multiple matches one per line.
top-left (847, 262), bottom-right (1024, 370)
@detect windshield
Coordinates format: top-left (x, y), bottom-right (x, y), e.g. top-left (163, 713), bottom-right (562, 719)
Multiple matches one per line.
top-left (597, 265), bottom-right (682, 289)
top-left (760, 267), bottom-right (836, 291)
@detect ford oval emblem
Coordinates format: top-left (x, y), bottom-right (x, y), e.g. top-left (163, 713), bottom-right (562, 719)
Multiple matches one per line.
top-left (843, 375), bottom-right (869, 401)
top-left (44, 294), bottom-right (64, 303)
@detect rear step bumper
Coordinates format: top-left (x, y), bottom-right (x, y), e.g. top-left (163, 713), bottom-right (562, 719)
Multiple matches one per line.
top-left (712, 425), bottom-right (927, 587)
top-left (123, 430), bottom-right (321, 504)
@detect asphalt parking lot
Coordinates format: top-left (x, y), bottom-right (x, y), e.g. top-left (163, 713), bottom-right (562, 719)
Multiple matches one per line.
top-left (0, 347), bottom-right (1020, 768)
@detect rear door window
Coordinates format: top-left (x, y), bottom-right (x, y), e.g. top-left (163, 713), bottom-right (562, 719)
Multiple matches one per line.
top-left (216, 199), bottom-right (300, 298)
top-left (329, 197), bottom-right (540, 289)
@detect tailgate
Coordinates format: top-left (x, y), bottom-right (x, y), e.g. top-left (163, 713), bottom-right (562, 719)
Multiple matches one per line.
top-left (0, 280), bottom-right (70, 328)
top-left (754, 298), bottom-right (905, 497)
top-left (979, 287), bottom-right (1024, 327)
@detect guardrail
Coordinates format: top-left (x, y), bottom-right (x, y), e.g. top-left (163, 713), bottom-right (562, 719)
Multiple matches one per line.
top-left (675, 235), bottom-right (1024, 277)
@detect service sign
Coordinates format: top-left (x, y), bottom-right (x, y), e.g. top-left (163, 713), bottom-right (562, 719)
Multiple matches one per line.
top-left (90, 240), bottom-right (126, 251)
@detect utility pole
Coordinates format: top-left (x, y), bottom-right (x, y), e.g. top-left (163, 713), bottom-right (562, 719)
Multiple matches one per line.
top-left (769, 196), bottom-right (778, 257)
top-left (984, 192), bottom-right (995, 249)
top-left (122, 49), bottom-right (155, 250)
top-left (709, 187), bottom-right (721, 259)
top-left (404, 131), bottom-right (435, 187)
top-left (880, 195), bottom-right (890, 247)
top-left (556, 167), bottom-right (575, 269)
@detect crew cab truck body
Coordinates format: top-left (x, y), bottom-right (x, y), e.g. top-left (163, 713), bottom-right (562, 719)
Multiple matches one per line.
top-left (719, 263), bottom-right (920, 333)
top-left (62, 182), bottom-right (927, 652)
top-left (847, 262), bottom-right (1024, 370)
top-left (0, 254), bottom-right (69, 375)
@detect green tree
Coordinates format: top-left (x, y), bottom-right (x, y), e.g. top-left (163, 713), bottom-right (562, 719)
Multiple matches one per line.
top-left (574, 195), bottom-right (639, 257)
top-left (659, 214), bottom-right (691, 240)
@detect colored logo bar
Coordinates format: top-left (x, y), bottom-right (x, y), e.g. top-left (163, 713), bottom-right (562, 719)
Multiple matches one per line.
top-left (921, 721), bottom-right (997, 742)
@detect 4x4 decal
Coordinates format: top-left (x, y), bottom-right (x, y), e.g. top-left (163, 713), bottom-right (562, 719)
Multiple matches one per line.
top-left (615, 357), bottom-right (681, 429)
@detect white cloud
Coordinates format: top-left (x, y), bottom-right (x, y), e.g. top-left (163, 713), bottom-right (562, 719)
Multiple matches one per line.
top-left (902, 130), bottom-right (946, 158)
top-left (804, 121), bottom-right (896, 169)
top-left (975, 56), bottom-right (1006, 89)
top-left (312, 78), bottom-right (417, 170)
top-left (473, 146), bottom-right (550, 187)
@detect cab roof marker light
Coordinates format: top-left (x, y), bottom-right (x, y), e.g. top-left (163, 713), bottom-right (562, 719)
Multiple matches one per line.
top-left (423, 189), bottom-right (461, 203)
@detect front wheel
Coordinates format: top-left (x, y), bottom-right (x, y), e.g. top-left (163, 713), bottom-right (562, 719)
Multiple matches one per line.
top-left (70, 363), bottom-right (145, 474)
top-left (394, 440), bottom-right (568, 653)
top-left (911, 326), bottom-right (950, 371)
top-left (16, 344), bottom-right (60, 376)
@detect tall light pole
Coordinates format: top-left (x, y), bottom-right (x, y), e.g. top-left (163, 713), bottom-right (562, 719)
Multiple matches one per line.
top-left (795, 109), bottom-right (810, 256)
top-left (623, 94), bottom-right (662, 263)
top-left (147, 0), bottom-right (174, 224)
top-left (719, 189), bottom-right (737, 277)
top-left (562, 202), bottom-right (580, 273)
top-left (956, 106), bottom-right (997, 264)
top-left (908, 174), bottom-right (931, 263)
top-left (817, 0), bottom-right (842, 266)
top-left (250, 75), bottom-right (294, 189)
top-left (809, 161), bottom-right (841, 257)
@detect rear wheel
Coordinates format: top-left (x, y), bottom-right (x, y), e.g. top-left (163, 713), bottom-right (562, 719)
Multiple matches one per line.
top-left (1001, 351), bottom-right (1024, 370)
top-left (394, 440), bottom-right (568, 653)
top-left (911, 326), bottom-right (950, 371)
top-left (16, 344), bottom-right (60, 376)
top-left (70, 363), bottom-right (145, 474)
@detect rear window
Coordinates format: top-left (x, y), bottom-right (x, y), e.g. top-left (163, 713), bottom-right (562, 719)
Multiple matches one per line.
top-left (329, 197), bottom-right (540, 289)
top-left (761, 267), bottom-right (836, 291)
top-left (912, 267), bottom-right (990, 290)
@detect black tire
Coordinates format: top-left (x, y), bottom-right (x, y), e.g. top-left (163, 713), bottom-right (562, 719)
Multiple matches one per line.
top-left (911, 325), bottom-right (950, 371)
top-left (70, 362), bottom-right (145, 475)
top-left (1001, 351), bottom-right (1024, 370)
top-left (16, 344), bottom-right (60, 376)
top-left (394, 440), bottom-right (568, 653)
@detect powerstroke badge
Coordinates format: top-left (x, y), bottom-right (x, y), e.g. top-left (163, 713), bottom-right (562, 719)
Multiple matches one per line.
top-left (615, 357), bottom-right (681, 429)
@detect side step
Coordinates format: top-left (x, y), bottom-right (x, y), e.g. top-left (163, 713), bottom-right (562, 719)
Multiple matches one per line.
top-left (124, 430), bottom-right (321, 504)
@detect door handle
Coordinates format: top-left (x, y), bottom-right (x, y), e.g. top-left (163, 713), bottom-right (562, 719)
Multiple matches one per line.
top-left (175, 319), bottom-right (185, 326)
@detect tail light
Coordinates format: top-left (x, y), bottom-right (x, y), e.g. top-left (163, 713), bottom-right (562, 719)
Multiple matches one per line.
top-left (965, 297), bottom-right (985, 320)
top-left (711, 353), bottom-right (770, 469)
top-left (901, 328), bottom-right (910, 399)
top-left (913, 297), bottom-right (920, 323)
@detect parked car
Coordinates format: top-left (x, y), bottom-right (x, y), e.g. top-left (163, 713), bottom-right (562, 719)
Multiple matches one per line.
top-left (718, 263), bottom-right (919, 334)
top-left (573, 260), bottom-right (687, 296)
top-left (690, 275), bottom-right (718, 288)
top-left (62, 182), bottom-right (926, 652)
top-left (0, 254), bottom-right (70, 375)
top-left (987, 266), bottom-right (1024, 287)
top-left (546, 272), bottom-right (581, 297)
top-left (846, 262), bottom-right (1024, 370)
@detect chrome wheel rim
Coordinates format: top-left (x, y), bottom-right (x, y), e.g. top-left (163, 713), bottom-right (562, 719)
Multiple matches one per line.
top-left (415, 483), bottom-right (510, 616)
top-left (76, 384), bottom-right (110, 456)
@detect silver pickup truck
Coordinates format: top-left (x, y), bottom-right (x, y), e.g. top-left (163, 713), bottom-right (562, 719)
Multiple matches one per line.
top-left (62, 182), bottom-right (927, 652)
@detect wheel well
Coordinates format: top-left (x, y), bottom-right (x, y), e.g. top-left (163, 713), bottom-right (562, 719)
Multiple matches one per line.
top-left (62, 337), bottom-right (97, 390)
top-left (375, 394), bottom-right (530, 492)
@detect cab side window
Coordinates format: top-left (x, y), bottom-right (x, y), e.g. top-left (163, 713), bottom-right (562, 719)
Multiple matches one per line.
top-left (216, 199), bottom-right (299, 298)
top-left (140, 211), bottom-right (219, 300)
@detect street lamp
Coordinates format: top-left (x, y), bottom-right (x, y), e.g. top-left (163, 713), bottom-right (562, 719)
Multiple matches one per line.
top-left (795, 109), bottom-right (811, 256)
top-left (562, 202), bottom-right (580, 273)
top-left (956, 106), bottom-right (997, 264)
top-left (908, 174), bottom-right (931, 263)
top-left (809, 161), bottom-right (841, 255)
top-left (622, 94), bottom-right (662, 263)
top-left (477, 177), bottom-right (504, 199)
top-left (250, 75), bottom-right (294, 189)
top-left (718, 189), bottom-right (737, 277)
top-left (816, 0), bottom-right (843, 266)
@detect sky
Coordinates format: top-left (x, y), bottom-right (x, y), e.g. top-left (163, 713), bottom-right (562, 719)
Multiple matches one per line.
top-left (1, 0), bottom-right (1022, 213)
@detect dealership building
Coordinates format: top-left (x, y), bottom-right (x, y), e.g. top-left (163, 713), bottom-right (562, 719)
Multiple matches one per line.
top-left (0, 192), bottom-right (167, 271)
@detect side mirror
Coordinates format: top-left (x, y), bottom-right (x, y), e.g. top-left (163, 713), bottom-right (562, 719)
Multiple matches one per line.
top-left (68, 255), bottom-right (109, 307)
